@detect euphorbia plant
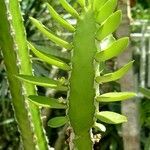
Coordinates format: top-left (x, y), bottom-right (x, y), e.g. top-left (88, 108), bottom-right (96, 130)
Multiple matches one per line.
top-left (17, 0), bottom-right (136, 149)
top-left (0, 0), bottom-right (136, 149)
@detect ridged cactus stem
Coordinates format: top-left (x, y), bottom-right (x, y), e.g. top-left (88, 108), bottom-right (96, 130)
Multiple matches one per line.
top-left (68, 9), bottom-right (98, 149)
top-left (0, 0), bottom-right (49, 149)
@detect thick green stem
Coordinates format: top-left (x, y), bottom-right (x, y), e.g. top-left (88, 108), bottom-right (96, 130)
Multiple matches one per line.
top-left (73, 132), bottom-right (93, 149)
top-left (8, 1), bottom-right (49, 149)
top-left (0, 0), bottom-right (49, 149)
top-left (0, 1), bottom-right (35, 149)
top-left (68, 9), bottom-right (98, 149)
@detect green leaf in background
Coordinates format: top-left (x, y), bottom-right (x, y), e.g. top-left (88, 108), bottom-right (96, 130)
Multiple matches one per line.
top-left (0, 118), bottom-right (15, 126)
top-left (30, 17), bottom-right (72, 50)
top-left (93, 0), bottom-right (108, 12)
top-left (140, 87), bottom-right (150, 99)
top-left (96, 10), bottom-right (122, 41)
top-left (95, 37), bottom-right (129, 62)
top-left (94, 122), bottom-right (106, 132)
top-left (77, 0), bottom-right (85, 7)
top-left (48, 116), bottom-right (68, 128)
top-left (28, 95), bottom-right (67, 109)
top-left (96, 92), bottom-right (136, 102)
top-left (96, 111), bottom-right (127, 124)
top-left (145, 137), bottom-right (150, 150)
top-left (46, 3), bottom-right (75, 32)
top-left (16, 75), bottom-right (68, 91)
top-left (59, 0), bottom-right (79, 18)
top-left (96, 0), bottom-right (117, 24)
top-left (96, 61), bottom-right (134, 83)
top-left (28, 42), bottom-right (71, 71)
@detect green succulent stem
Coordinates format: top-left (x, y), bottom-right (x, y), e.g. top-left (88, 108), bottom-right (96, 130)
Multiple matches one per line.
top-left (68, 9), bottom-right (98, 149)
top-left (0, 0), bottom-right (49, 149)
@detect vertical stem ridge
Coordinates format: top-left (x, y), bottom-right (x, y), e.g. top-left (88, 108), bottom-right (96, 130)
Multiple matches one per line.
top-left (68, 9), bottom-right (98, 149)
top-left (0, 0), bottom-right (49, 149)
top-left (0, 1), bottom-right (36, 149)
top-left (8, 0), bottom-right (49, 149)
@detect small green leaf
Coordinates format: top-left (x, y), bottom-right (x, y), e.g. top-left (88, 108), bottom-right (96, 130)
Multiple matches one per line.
top-left (96, 111), bottom-right (127, 124)
top-left (93, 0), bottom-right (108, 11)
top-left (32, 44), bottom-right (70, 61)
top-left (140, 87), bottom-right (150, 99)
top-left (96, 10), bottom-right (122, 41)
top-left (28, 42), bottom-right (71, 71)
top-left (16, 75), bottom-right (68, 91)
top-left (30, 17), bottom-right (72, 49)
top-left (93, 122), bottom-right (106, 132)
top-left (78, 0), bottom-right (85, 7)
top-left (96, 61), bottom-right (134, 83)
top-left (48, 116), bottom-right (68, 128)
top-left (96, 92), bottom-right (136, 102)
top-left (47, 3), bottom-right (75, 32)
top-left (59, 0), bottom-right (79, 18)
top-left (95, 37), bottom-right (129, 62)
top-left (100, 34), bottom-right (116, 50)
top-left (28, 95), bottom-right (67, 109)
top-left (96, 0), bottom-right (117, 24)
